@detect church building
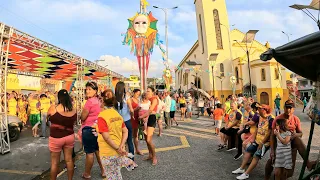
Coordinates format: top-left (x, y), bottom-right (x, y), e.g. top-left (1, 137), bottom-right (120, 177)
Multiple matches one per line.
top-left (175, 0), bottom-right (289, 108)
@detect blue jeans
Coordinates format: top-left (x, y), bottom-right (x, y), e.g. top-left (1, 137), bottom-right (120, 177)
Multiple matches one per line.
top-left (41, 113), bottom-right (47, 137)
top-left (275, 107), bottom-right (281, 116)
top-left (125, 120), bottom-right (134, 160)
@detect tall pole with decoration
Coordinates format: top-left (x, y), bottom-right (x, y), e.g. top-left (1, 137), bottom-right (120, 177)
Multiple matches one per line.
top-left (122, 0), bottom-right (160, 92)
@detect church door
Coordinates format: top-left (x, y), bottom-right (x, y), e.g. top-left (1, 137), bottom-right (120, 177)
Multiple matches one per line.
top-left (260, 92), bottom-right (269, 105)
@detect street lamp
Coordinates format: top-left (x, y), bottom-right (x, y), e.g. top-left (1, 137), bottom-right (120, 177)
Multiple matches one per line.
top-left (282, 31), bottom-right (297, 106)
top-left (234, 29), bottom-right (259, 98)
top-left (290, 2), bottom-right (320, 30)
top-left (220, 23), bottom-right (236, 96)
top-left (216, 75), bottom-right (225, 104)
top-left (153, 5), bottom-right (178, 69)
top-left (208, 53), bottom-right (218, 97)
top-left (186, 60), bottom-right (202, 118)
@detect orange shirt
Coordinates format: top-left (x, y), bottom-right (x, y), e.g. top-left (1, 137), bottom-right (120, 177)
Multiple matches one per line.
top-left (213, 108), bottom-right (224, 120)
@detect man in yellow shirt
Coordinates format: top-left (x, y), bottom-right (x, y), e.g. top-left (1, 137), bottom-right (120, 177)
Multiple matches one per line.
top-left (29, 93), bottom-right (41, 137)
top-left (8, 93), bottom-right (18, 116)
top-left (39, 94), bottom-right (51, 138)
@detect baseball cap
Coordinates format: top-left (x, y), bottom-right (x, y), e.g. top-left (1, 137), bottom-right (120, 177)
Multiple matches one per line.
top-left (285, 99), bottom-right (295, 108)
top-left (256, 104), bottom-right (271, 114)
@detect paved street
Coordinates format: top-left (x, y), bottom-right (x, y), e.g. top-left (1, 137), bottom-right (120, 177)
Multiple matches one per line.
top-left (0, 108), bottom-right (318, 180)
top-left (55, 108), bottom-right (320, 180)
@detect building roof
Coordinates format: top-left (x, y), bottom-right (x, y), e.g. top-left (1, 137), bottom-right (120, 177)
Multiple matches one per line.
top-left (176, 40), bottom-right (199, 71)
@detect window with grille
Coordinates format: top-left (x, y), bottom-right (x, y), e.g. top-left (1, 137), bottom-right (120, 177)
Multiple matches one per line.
top-left (235, 67), bottom-right (239, 84)
top-left (199, 14), bottom-right (205, 54)
top-left (220, 63), bottom-right (224, 77)
top-left (213, 9), bottom-right (223, 49)
top-left (261, 68), bottom-right (266, 81)
top-left (274, 68), bottom-right (279, 80)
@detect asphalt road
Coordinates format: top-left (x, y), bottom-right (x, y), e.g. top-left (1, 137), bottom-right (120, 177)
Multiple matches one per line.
top-left (57, 108), bottom-right (320, 180)
top-left (0, 108), bottom-right (319, 180)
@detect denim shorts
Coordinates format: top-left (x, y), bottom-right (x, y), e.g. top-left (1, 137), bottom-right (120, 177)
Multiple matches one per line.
top-left (246, 142), bottom-right (269, 159)
top-left (82, 126), bottom-right (99, 154)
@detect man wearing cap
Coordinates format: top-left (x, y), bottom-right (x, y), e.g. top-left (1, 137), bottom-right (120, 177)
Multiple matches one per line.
top-left (264, 100), bottom-right (316, 179)
top-left (233, 104), bottom-right (274, 180)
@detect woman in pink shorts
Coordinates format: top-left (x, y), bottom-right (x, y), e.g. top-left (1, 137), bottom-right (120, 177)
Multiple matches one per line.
top-left (48, 89), bottom-right (77, 180)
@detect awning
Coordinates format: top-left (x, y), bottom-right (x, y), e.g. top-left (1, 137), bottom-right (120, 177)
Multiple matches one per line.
top-left (260, 31), bottom-right (320, 81)
top-left (1, 23), bottom-right (123, 80)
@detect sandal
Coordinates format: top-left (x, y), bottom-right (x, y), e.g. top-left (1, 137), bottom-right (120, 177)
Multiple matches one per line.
top-left (308, 161), bottom-right (317, 171)
top-left (81, 174), bottom-right (91, 179)
top-left (152, 158), bottom-right (158, 166)
top-left (143, 156), bottom-right (153, 161)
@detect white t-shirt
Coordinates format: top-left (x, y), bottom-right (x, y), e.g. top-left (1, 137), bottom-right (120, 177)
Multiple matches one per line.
top-left (140, 101), bottom-right (150, 111)
top-left (157, 98), bottom-right (165, 113)
top-left (164, 95), bottom-right (172, 113)
top-left (197, 99), bottom-right (204, 107)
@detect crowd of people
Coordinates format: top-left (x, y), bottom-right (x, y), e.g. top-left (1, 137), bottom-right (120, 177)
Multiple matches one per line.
top-left (5, 85), bottom-right (316, 180)
top-left (202, 94), bottom-right (316, 180)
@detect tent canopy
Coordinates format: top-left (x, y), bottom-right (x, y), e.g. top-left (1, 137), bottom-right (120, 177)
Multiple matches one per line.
top-left (260, 31), bottom-right (320, 81)
top-left (1, 23), bottom-right (122, 80)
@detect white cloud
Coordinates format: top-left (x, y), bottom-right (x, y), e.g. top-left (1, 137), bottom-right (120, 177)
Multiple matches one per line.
top-left (98, 55), bottom-right (170, 78)
top-left (228, 9), bottom-right (318, 48)
top-left (14, 0), bottom-right (119, 23)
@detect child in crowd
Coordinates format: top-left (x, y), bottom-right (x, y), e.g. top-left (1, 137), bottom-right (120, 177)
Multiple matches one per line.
top-left (170, 94), bottom-right (178, 126)
top-left (213, 103), bottom-right (224, 135)
top-left (139, 92), bottom-right (150, 135)
top-left (274, 119), bottom-right (292, 180)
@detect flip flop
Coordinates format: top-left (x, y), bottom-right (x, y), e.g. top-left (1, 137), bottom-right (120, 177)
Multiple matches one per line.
top-left (136, 151), bottom-right (144, 155)
top-left (152, 159), bottom-right (158, 166)
top-left (308, 161), bottom-right (317, 171)
top-left (81, 174), bottom-right (91, 179)
top-left (143, 156), bottom-right (152, 161)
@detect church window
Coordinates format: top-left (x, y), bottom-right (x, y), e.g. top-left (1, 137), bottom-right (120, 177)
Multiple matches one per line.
top-left (213, 9), bottom-right (223, 49)
top-left (235, 67), bottom-right (239, 84)
top-left (199, 14), bottom-right (205, 54)
top-left (261, 68), bottom-right (266, 81)
top-left (220, 63), bottom-right (224, 77)
top-left (274, 68), bottom-right (279, 80)
top-left (183, 73), bottom-right (189, 86)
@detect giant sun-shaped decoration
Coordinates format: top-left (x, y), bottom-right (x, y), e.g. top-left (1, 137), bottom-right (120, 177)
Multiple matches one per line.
top-left (122, 12), bottom-right (158, 57)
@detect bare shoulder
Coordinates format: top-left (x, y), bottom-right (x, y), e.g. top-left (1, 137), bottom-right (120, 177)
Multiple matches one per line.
top-left (47, 105), bottom-right (56, 115)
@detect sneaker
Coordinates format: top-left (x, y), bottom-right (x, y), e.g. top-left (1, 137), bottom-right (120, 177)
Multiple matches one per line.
top-left (226, 147), bottom-right (237, 152)
top-left (261, 145), bottom-right (266, 156)
top-left (127, 153), bottom-right (134, 159)
top-left (232, 168), bottom-right (245, 174)
top-left (234, 153), bottom-right (243, 160)
top-left (125, 165), bottom-right (133, 171)
top-left (40, 136), bottom-right (46, 139)
top-left (63, 165), bottom-right (76, 171)
top-left (217, 145), bottom-right (226, 151)
top-left (236, 173), bottom-right (249, 180)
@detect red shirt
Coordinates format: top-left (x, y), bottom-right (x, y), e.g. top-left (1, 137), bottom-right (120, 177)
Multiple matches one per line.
top-left (272, 113), bottom-right (302, 133)
top-left (149, 96), bottom-right (158, 112)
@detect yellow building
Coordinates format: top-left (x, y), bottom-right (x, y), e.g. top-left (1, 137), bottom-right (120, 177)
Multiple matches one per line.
top-left (175, 0), bottom-right (288, 108)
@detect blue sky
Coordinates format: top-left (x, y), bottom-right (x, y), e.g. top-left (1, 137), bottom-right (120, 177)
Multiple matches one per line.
top-left (0, 0), bottom-right (318, 77)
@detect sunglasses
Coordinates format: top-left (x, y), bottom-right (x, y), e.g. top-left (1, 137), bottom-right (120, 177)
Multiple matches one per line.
top-left (285, 106), bottom-right (293, 109)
